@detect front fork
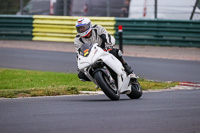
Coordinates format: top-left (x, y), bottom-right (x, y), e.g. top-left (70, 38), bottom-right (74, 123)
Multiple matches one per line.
top-left (103, 66), bottom-right (115, 84)
top-left (92, 66), bottom-right (117, 90)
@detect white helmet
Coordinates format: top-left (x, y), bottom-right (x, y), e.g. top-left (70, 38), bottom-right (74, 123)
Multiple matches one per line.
top-left (76, 17), bottom-right (92, 37)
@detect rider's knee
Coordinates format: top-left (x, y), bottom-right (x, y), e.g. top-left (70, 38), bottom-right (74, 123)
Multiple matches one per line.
top-left (110, 48), bottom-right (123, 59)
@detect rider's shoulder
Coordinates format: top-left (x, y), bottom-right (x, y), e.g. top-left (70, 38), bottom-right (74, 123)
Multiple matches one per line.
top-left (74, 35), bottom-right (80, 42)
top-left (75, 35), bottom-right (80, 38)
top-left (92, 25), bottom-right (98, 28)
top-left (92, 24), bottom-right (104, 29)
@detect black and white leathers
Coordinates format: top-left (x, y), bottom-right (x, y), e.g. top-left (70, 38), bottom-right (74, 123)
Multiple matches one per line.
top-left (74, 25), bottom-right (115, 53)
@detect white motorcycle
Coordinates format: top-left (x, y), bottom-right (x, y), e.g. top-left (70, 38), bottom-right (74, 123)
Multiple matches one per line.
top-left (77, 43), bottom-right (142, 100)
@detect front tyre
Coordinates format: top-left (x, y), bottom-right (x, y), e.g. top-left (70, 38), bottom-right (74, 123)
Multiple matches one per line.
top-left (94, 71), bottom-right (120, 100)
top-left (127, 79), bottom-right (142, 99)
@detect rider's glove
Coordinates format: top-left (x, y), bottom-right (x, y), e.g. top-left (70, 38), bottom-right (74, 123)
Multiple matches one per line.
top-left (104, 45), bottom-right (113, 51)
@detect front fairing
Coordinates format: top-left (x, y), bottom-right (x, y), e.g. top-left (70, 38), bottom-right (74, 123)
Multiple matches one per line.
top-left (77, 43), bottom-right (106, 70)
top-left (77, 43), bottom-right (130, 93)
top-left (77, 43), bottom-right (124, 76)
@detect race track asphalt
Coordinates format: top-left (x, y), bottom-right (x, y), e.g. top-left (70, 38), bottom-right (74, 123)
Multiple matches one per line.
top-left (0, 90), bottom-right (200, 133)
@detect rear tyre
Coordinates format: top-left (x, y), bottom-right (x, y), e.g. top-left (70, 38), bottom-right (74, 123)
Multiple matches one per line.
top-left (94, 71), bottom-right (120, 100)
top-left (127, 79), bottom-right (142, 99)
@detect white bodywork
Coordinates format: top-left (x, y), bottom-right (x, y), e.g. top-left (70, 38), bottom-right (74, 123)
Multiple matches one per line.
top-left (77, 43), bottom-right (132, 94)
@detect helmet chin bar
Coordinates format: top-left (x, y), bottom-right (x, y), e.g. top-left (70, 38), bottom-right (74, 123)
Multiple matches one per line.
top-left (82, 29), bottom-right (92, 38)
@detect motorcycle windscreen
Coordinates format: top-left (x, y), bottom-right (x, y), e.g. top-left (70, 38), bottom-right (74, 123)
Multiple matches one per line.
top-left (80, 43), bottom-right (92, 57)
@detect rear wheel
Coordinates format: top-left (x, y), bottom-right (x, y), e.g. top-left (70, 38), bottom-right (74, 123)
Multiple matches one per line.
top-left (94, 71), bottom-right (120, 100)
top-left (127, 79), bottom-right (142, 99)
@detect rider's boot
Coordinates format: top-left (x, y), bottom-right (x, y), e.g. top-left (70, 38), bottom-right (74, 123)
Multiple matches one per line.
top-left (118, 56), bottom-right (133, 74)
top-left (119, 57), bottom-right (133, 74)
top-left (109, 48), bottom-right (137, 77)
top-left (120, 58), bottom-right (137, 78)
top-left (123, 62), bottom-right (138, 78)
top-left (123, 62), bottom-right (133, 75)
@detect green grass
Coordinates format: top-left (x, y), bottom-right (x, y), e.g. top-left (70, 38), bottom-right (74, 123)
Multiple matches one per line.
top-left (0, 68), bottom-right (178, 98)
top-left (139, 78), bottom-right (178, 90)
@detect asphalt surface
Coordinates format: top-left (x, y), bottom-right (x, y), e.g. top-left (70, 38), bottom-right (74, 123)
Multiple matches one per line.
top-left (0, 46), bottom-right (200, 133)
top-left (0, 47), bottom-right (200, 82)
top-left (0, 90), bottom-right (200, 133)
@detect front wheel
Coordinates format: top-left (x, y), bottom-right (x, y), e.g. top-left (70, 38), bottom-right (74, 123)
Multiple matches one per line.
top-left (127, 79), bottom-right (142, 99)
top-left (94, 71), bottom-right (120, 100)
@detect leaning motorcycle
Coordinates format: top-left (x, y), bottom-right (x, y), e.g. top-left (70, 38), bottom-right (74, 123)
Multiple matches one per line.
top-left (77, 43), bottom-right (142, 100)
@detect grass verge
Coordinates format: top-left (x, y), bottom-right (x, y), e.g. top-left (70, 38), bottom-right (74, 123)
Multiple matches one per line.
top-left (0, 68), bottom-right (178, 98)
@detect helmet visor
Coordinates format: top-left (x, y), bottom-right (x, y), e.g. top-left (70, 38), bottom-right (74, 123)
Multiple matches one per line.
top-left (76, 22), bottom-right (91, 33)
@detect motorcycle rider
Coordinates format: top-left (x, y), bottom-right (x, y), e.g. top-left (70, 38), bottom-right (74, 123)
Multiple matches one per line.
top-left (74, 17), bottom-right (134, 81)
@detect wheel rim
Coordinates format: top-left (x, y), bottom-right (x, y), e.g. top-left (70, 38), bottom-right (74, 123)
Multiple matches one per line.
top-left (103, 75), bottom-right (119, 95)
